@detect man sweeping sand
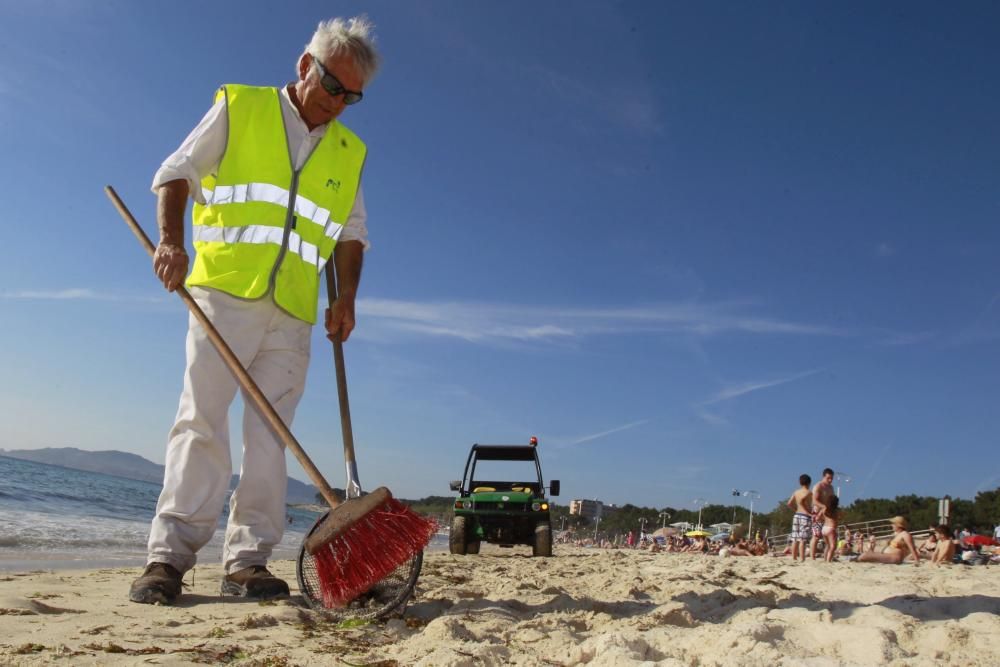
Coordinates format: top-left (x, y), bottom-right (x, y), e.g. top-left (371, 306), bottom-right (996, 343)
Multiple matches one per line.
top-left (131, 16), bottom-right (379, 605)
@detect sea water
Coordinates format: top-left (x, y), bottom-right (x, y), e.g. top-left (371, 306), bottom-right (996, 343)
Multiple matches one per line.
top-left (0, 455), bottom-right (447, 571)
top-left (0, 454), bottom-right (323, 570)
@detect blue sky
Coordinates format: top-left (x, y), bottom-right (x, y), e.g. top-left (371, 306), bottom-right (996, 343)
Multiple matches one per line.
top-left (1, 1), bottom-right (998, 513)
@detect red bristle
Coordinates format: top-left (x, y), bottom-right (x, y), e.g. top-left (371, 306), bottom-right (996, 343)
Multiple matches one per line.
top-left (313, 498), bottom-right (438, 608)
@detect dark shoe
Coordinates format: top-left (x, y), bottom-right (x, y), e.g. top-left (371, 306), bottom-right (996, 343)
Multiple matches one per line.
top-left (221, 565), bottom-right (289, 599)
top-left (129, 562), bottom-right (183, 605)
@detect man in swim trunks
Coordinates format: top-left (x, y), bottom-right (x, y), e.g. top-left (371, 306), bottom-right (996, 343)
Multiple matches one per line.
top-left (787, 474), bottom-right (813, 562)
top-left (810, 468), bottom-right (835, 560)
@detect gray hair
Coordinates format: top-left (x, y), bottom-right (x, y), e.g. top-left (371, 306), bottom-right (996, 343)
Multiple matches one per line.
top-left (305, 16), bottom-right (380, 84)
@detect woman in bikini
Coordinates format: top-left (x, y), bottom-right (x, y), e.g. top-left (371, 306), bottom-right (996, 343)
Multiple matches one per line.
top-left (930, 524), bottom-right (955, 565)
top-left (857, 516), bottom-right (920, 564)
top-left (819, 495), bottom-right (840, 562)
top-left (916, 525), bottom-right (939, 555)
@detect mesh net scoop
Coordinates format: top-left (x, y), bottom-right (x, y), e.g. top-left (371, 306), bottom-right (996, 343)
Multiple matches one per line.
top-left (297, 510), bottom-right (423, 619)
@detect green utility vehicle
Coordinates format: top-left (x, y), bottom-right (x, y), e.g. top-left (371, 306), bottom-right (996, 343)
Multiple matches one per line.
top-left (448, 437), bottom-right (560, 556)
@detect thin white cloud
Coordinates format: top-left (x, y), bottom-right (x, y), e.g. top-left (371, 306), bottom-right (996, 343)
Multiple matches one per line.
top-left (671, 464), bottom-right (710, 479)
top-left (879, 330), bottom-right (937, 346)
top-left (358, 298), bottom-right (845, 346)
top-left (569, 419), bottom-right (650, 446)
top-left (947, 292), bottom-right (1000, 347)
top-left (974, 472), bottom-right (1000, 494)
top-left (859, 440), bottom-right (894, 499)
top-left (876, 243), bottom-right (895, 257)
top-left (5, 290), bottom-right (847, 345)
top-left (701, 369), bottom-right (823, 406)
top-left (0, 288), bottom-right (163, 304)
top-left (696, 408), bottom-right (728, 426)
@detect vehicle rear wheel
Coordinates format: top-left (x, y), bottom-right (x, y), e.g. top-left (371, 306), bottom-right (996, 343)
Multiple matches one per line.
top-left (532, 521), bottom-right (552, 557)
top-left (466, 540), bottom-right (481, 554)
top-left (450, 516), bottom-right (468, 555)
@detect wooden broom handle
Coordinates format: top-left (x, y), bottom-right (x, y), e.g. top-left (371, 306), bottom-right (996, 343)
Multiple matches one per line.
top-left (105, 185), bottom-right (342, 510)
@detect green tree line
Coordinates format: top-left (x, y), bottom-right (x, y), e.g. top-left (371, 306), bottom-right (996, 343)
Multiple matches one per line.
top-left (385, 489), bottom-right (1000, 538)
top-left (319, 489), bottom-right (1000, 538)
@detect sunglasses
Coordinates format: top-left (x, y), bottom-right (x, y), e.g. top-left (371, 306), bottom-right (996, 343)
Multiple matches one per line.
top-left (312, 56), bottom-right (363, 105)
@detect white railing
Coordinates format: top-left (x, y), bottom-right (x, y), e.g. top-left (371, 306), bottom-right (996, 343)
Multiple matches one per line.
top-left (767, 517), bottom-right (930, 553)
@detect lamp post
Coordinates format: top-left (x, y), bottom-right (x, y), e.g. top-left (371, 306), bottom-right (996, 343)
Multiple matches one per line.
top-left (659, 511), bottom-right (671, 529)
top-left (732, 489), bottom-right (761, 537)
top-left (639, 517), bottom-right (648, 539)
top-left (692, 498), bottom-right (708, 530)
top-left (593, 515), bottom-right (601, 543)
top-left (834, 472), bottom-right (851, 501)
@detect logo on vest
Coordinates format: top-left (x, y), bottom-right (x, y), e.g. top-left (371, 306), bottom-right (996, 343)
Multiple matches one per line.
top-left (326, 178), bottom-right (341, 192)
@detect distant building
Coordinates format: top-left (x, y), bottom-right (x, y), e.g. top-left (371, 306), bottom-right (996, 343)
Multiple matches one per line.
top-left (569, 499), bottom-right (604, 521)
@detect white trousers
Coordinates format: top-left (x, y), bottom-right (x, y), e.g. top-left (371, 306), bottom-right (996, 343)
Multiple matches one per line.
top-left (147, 287), bottom-right (311, 574)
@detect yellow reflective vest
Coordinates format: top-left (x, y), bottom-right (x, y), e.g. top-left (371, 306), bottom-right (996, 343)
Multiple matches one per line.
top-left (188, 84), bottom-right (366, 324)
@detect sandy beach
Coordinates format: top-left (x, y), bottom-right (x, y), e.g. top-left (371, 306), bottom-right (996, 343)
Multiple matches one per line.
top-left (2, 546), bottom-right (998, 666)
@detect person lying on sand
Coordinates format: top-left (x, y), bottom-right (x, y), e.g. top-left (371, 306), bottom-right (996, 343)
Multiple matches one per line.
top-left (917, 526), bottom-right (938, 555)
top-left (725, 539), bottom-right (756, 556)
top-left (837, 526), bottom-right (854, 556)
top-left (685, 537), bottom-right (707, 553)
top-left (930, 525), bottom-right (955, 566)
top-left (857, 516), bottom-right (920, 564)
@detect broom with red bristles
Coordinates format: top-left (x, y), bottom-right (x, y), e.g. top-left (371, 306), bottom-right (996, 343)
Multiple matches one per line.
top-left (303, 261), bottom-right (437, 607)
top-left (107, 185), bottom-right (435, 609)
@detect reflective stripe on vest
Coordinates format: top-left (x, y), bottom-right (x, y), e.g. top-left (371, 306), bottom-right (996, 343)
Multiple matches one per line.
top-left (192, 223), bottom-right (344, 269)
top-left (201, 183), bottom-right (346, 265)
top-left (187, 84), bottom-right (365, 323)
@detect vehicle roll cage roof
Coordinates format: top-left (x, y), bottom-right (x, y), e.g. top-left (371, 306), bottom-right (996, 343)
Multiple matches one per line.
top-left (460, 444), bottom-right (545, 494)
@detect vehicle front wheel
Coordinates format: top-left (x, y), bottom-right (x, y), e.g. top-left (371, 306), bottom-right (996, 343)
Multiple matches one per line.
top-left (450, 516), bottom-right (468, 555)
top-left (466, 540), bottom-right (481, 554)
top-left (532, 521), bottom-right (552, 557)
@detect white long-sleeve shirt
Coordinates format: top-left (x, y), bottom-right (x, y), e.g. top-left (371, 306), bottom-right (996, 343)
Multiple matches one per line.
top-left (151, 84), bottom-right (370, 249)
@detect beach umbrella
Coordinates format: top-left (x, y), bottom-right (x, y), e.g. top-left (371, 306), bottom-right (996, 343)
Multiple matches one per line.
top-left (710, 532), bottom-right (731, 542)
top-left (686, 530), bottom-right (711, 537)
top-left (652, 527), bottom-right (677, 538)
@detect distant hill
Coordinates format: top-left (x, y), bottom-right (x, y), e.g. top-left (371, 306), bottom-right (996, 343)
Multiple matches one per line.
top-left (0, 447), bottom-right (320, 504)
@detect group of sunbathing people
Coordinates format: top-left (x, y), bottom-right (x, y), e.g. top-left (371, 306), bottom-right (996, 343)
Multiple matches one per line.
top-left (564, 533), bottom-right (771, 556)
top-left (562, 531), bottom-right (770, 555)
top-left (788, 468), bottom-right (958, 565)
top-left (649, 534), bottom-right (769, 556)
top-left (560, 467), bottom-right (991, 565)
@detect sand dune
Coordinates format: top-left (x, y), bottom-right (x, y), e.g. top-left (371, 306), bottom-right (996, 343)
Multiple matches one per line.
top-left (2, 546), bottom-right (998, 665)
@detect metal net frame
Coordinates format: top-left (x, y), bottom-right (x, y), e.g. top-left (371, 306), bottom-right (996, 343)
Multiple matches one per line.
top-left (296, 511), bottom-right (423, 619)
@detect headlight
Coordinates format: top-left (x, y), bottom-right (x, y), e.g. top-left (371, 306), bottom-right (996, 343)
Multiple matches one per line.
top-left (462, 500), bottom-right (472, 509)
top-left (541, 503), bottom-right (549, 511)
top-left (532, 502), bottom-right (541, 511)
